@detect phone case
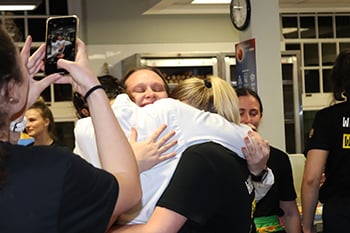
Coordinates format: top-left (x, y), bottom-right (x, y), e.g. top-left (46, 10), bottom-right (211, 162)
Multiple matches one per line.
top-left (45, 15), bottom-right (79, 75)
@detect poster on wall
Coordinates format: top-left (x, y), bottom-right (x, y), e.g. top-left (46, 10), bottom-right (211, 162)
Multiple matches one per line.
top-left (235, 38), bottom-right (257, 92)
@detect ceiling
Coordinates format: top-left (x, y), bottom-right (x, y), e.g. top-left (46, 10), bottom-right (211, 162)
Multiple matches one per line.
top-left (143, 0), bottom-right (350, 15)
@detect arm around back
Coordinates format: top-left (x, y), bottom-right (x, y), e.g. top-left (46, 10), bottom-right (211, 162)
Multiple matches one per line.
top-left (57, 39), bottom-right (142, 228)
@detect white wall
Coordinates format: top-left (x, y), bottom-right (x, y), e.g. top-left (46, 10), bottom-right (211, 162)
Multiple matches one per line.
top-left (70, 0), bottom-right (286, 149)
top-left (86, 42), bottom-right (236, 77)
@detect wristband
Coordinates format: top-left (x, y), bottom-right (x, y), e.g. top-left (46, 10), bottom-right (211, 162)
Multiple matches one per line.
top-left (10, 117), bottom-right (27, 133)
top-left (84, 85), bottom-right (104, 102)
top-left (250, 168), bottom-right (268, 182)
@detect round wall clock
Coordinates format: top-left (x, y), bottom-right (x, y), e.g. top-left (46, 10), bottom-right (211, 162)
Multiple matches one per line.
top-left (230, 0), bottom-right (251, 31)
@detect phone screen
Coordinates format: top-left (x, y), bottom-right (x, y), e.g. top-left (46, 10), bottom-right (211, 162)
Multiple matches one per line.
top-left (45, 15), bottom-right (78, 75)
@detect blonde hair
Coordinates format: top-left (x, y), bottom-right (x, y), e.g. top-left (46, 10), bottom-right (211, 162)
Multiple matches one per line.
top-left (170, 75), bottom-right (240, 124)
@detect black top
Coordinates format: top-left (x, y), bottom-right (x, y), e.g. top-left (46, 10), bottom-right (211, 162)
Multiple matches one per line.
top-left (26, 140), bottom-right (64, 147)
top-left (254, 146), bottom-right (297, 217)
top-left (0, 142), bottom-right (118, 233)
top-left (157, 142), bottom-right (256, 233)
top-left (305, 100), bottom-right (350, 202)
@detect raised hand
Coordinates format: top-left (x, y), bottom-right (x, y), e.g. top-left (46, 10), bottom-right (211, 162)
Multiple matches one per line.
top-left (130, 124), bottom-right (177, 173)
top-left (242, 130), bottom-right (270, 175)
top-left (20, 35), bottom-right (61, 108)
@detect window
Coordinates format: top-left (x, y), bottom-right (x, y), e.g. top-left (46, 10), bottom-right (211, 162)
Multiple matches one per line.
top-left (1, 0), bottom-right (76, 150)
top-left (282, 13), bottom-right (350, 95)
top-left (0, 0), bottom-right (72, 104)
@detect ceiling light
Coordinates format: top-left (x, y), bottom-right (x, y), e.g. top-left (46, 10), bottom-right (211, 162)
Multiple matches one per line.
top-left (191, 0), bottom-right (230, 4)
top-left (0, 0), bottom-right (42, 11)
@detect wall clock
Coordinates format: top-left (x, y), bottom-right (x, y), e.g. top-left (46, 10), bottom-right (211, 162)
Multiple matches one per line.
top-left (230, 0), bottom-right (251, 31)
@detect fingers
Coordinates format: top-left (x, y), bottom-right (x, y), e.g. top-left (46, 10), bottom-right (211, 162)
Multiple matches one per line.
top-left (158, 139), bottom-right (178, 154)
top-left (247, 123), bottom-right (257, 131)
top-left (129, 128), bottom-right (138, 144)
top-left (156, 130), bottom-right (176, 147)
top-left (148, 124), bottom-right (167, 142)
top-left (27, 44), bottom-right (46, 75)
top-left (157, 152), bottom-right (177, 162)
top-left (20, 36), bottom-right (32, 64)
top-left (26, 73), bottom-right (62, 107)
top-left (56, 58), bottom-right (75, 73)
top-left (36, 73), bottom-right (62, 88)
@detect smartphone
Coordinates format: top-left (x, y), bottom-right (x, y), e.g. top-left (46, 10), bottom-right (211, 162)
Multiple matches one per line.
top-left (44, 15), bottom-right (79, 75)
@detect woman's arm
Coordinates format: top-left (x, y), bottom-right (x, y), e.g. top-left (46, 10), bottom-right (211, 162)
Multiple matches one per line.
top-left (301, 149), bottom-right (327, 233)
top-left (109, 206), bottom-right (187, 233)
top-left (280, 200), bottom-right (302, 233)
top-left (57, 39), bottom-right (141, 227)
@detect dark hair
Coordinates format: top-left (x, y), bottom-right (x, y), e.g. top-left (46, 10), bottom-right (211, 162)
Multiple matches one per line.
top-left (330, 49), bottom-right (350, 101)
top-left (72, 92), bottom-right (89, 119)
top-left (28, 98), bottom-right (57, 141)
top-left (98, 75), bottom-right (125, 99)
top-left (0, 26), bottom-right (23, 189)
top-left (235, 87), bottom-right (263, 114)
top-left (121, 66), bottom-right (170, 95)
top-left (72, 75), bottom-right (124, 119)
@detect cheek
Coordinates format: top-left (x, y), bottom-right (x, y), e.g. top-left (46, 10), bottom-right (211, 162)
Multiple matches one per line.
top-left (157, 92), bottom-right (168, 99)
top-left (131, 93), bottom-right (143, 105)
top-left (251, 117), bottom-right (261, 128)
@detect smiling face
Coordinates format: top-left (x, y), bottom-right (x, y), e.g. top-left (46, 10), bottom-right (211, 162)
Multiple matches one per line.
top-left (238, 94), bottom-right (262, 129)
top-left (25, 108), bottom-right (50, 139)
top-left (124, 69), bottom-right (168, 107)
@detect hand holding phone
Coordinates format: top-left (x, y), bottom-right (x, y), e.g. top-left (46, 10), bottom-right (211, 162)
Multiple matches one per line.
top-left (45, 15), bottom-right (79, 75)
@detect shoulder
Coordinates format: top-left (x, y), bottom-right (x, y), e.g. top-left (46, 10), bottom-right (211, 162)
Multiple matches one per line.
top-left (316, 101), bottom-right (348, 117)
top-left (74, 117), bottom-right (94, 136)
top-left (183, 142), bottom-right (245, 166)
top-left (154, 98), bottom-right (196, 112)
top-left (75, 117), bottom-right (92, 127)
top-left (6, 144), bottom-right (80, 180)
top-left (269, 146), bottom-right (289, 162)
top-left (269, 146), bottom-right (289, 158)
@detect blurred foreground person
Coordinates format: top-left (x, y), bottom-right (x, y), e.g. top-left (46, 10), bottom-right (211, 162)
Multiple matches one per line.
top-left (0, 27), bottom-right (141, 233)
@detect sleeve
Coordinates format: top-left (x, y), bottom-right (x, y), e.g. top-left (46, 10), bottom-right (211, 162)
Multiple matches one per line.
top-left (278, 153), bottom-right (297, 201)
top-left (253, 167), bottom-right (275, 202)
top-left (73, 118), bottom-right (102, 168)
top-left (305, 109), bottom-right (332, 153)
top-left (58, 154), bottom-right (119, 233)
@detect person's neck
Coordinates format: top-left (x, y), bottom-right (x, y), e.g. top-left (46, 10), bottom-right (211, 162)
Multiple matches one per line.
top-left (33, 133), bottom-right (53, 146)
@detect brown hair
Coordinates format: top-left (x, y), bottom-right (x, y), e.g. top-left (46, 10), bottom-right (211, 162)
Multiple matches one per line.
top-left (0, 26), bottom-right (23, 189)
top-left (330, 49), bottom-right (350, 101)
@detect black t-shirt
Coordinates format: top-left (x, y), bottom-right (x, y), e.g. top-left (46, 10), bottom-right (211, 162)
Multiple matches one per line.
top-left (254, 146), bottom-right (297, 217)
top-left (157, 142), bottom-right (256, 233)
top-left (0, 142), bottom-right (118, 233)
top-left (305, 100), bottom-right (350, 202)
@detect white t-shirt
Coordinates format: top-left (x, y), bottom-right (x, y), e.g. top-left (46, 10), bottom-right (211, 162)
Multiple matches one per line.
top-left (73, 94), bottom-right (265, 224)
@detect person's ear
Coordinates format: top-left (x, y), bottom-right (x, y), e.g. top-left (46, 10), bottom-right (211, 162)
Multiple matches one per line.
top-left (44, 117), bottom-right (50, 128)
top-left (81, 108), bottom-right (90, 117)
top-left (1, 79), bottom-right (16, 102)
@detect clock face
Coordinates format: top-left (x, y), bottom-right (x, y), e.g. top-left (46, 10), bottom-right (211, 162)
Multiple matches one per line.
top-left (230, 0), bottom-right (251, 31)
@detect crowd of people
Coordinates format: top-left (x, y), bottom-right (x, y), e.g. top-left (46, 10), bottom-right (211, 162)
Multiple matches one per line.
top-left (1, 21), bottom-right (349, 233)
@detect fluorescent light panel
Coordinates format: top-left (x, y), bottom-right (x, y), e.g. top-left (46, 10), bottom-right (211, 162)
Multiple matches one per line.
top-left (0, 5), bottom-right (36, 10)
top-left (191, 0), bottom-right (230, 4)
top-left (0, 0), bottom-right (41, 11)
